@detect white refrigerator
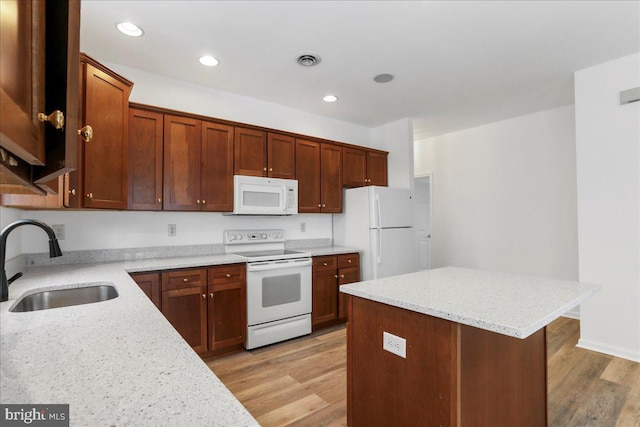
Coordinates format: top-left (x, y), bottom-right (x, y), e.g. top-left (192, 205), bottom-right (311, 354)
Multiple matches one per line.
top-left (334, 186), bottom-right (416, 281)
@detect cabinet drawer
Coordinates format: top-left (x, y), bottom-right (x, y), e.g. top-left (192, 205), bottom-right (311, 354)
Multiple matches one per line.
top-left (338, 253), bottom-right (360, 269)
top-left (161, 268), bottom-right (207, 291)
top-left (313, 255), bottom-right (337, 271)
top-left (209, 264), bottom-right (246, 285)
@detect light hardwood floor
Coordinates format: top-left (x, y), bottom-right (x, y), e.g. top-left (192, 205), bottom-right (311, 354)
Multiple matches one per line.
top-left (206, 317), bottom-right (640, 427)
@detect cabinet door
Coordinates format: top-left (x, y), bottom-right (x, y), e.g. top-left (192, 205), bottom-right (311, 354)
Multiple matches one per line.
top-left (0, 0), bottom-right (46, 165)
top-left (162, 286), bottom-right (208, 354)
top-left (163, 115), bottom-right (202, 210)
top-left (342, 147), bottom-right (367, 187)
top-left (208, 282), bottom-right (246, 351)
top-left (201, 121), bottom-right (234, 212)
top-left (312, 269), bottom-right (338, 325)
top-left (295, 139), bottom-right (321, 213)
top-left (338, 266), bottom-right (360, 320)
top-left (267, 133), bottom-right (295, 179)
top-left (367, 151), bottom-right (388, 186)
top-left (130, 272), bottom-right (161, 309)
top-left (234, 127), bottom-right (266, 177)
top-left (82, 62), bottom-right (131, 209)
top-left (320, 143), bottom-right (343, 213)
top-left (128, 108), bottom-right (163, 210)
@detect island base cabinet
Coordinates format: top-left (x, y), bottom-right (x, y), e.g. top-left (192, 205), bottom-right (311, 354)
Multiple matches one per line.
top-left (347, 296), bottom-right (547, 427)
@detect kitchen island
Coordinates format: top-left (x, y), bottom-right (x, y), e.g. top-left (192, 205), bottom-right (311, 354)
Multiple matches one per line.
top-left (340, 267), bottom-right (600, 427)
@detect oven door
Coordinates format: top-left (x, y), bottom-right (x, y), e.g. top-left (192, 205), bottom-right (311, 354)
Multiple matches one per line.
top-left (246, 258), bottom-right (312, 326)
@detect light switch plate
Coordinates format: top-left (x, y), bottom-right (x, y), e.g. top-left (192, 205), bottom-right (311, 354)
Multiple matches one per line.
top-left (383, 331), bottom-right (406, 358)
top-left (168, 224), bottom-right (176, 237)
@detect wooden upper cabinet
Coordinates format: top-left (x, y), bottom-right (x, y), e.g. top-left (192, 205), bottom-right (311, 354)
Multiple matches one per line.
top-left (234, 127), bottom-right (266, 176)
top-left (320, 143), bottom-right (343, 213)
top-left (201, 121), bottom-right (234, 212)
top-left (343, 147), bottom-right (388, 187)
top-left (367, 151), bottom-right (388, 186)
top-left (267, 133), bottom-right (295, 179)
top-left (295, 139), bottom-right (321, 213)
top-left (163, 115), bottom-right (201, 211)
top-left (81, 56), bottom-right (133, 209)
top-left (343, 147), bottom-right (367, 187)
top-left (1, 0), bottom-right (80, 193)
top-left (128, 108), bottom-right (163, 210)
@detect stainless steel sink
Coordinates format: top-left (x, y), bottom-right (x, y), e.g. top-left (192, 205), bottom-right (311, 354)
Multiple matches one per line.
top-left (10, 282), bottom-right (118, 312)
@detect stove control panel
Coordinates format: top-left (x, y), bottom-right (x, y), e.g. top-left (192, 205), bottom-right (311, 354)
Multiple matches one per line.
top-left (224, 229), bottom-right (286, 245)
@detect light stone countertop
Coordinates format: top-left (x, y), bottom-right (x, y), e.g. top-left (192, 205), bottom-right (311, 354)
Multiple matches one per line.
top-left (340, 266), bottom-right (601, 339)
top-left (0, 257), bottom-right (257, 427)
top-left (302, 246), bottom-right (361, 257)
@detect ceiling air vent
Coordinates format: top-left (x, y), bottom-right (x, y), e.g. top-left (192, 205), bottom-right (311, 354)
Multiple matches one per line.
top-left (296, 52), bottom-right (321, 67)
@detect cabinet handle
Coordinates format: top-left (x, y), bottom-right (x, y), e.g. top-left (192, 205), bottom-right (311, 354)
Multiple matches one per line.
top-left (69, 189), bottom-right (76, 196)
top-left (209, 293), bottom-right (214, 298)
top-left (263, 167), bottom-right (267, 171)
top-left (202, 199), bottom-right (205, 204)
top-left (269, 167), bottom-right (273, 172)
top-left (157, 198), bottom-right (161, 203)
top-left (202, 294), bottom-right (206, 299)
top-left (38, 110), bottom-right (64, 129)
top-left (322, 204), bottom-right (326, 208)
top-left (77, 125), bottom-right (93, 142)
top-left (340, 274), bottom-right (345, 278)
top-left (226, 274), bottom-right (231, 278)
top-left (347, 259), bottom-right (352, 263)
top-left (86, 192), bottom-right (93, 199)
top-left (196, 200), bottom-right (200, 204)
top-left (323, 262), bottom-right (328, 266)
top-left (334, 275), bottom-right (338, 278)
top-left (318, 204), bottom-right (322, 208)
top-left (183, 278), bottom-right (189, 282)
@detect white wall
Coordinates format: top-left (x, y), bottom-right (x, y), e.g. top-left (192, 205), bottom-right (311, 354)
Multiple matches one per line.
top-left (414, 105), bottom-right (579, 282)
top-left (372, 118), bottom-right (414, 189)
top-left (18, 210), bottom-right (331, 253)
top-left (0, 207), bottom-right (24, 260)
top-left (104, 61), bottom-right (373, 147)
top-left (575, 53), bottom-right (640, 362)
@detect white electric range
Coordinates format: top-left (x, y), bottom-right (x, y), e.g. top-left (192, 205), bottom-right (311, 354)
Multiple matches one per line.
top-left (224, 229), bottom-right (312, 349)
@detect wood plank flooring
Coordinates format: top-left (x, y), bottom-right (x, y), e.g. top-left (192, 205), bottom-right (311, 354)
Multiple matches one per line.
top-left (206, 317), bottom-right (640, 426)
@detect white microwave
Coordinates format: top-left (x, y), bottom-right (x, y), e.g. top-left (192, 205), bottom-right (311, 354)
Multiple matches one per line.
top-left (229, 175), bottom-right (298, 215)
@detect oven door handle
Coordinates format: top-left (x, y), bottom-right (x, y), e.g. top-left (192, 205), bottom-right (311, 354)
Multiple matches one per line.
top-left (247, 258), bottom-right (312, 272)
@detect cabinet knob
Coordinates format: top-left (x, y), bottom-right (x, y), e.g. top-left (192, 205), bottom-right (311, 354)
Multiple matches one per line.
top-left (335, 275), bottom-right (338, 279)
top-left (318, 204), bottom-right (322, 208)
top-left (86, 192), bottom-right (93, 199)
top-left (263, 167), bottom-right (267, 171)
top-left (196, 200), bottom-right (200, 204)
top-left (322, 204), bottom-right (326, 208)
top-left (347, 259), bottom-right (352, 263)
top-left (340, 274), bottom-right (345, 278)
top-left (157, 198), bottom-right (161, 203)
top-left (183, 278), bottom-right (189, 282)
top-left (202, 199), bottom-right (205, 204)
top-left (323, 262), bottom-right (328, 266)
top-left (269, 167), bottom-right (273, 172)
top-left (210, 293), bottom-right (214, 298)
top-left (38, 110), bottom-right (64, 129)
top-left (202, 294), bottom-right (206, 299)
top-left (77, 125), bottom-right (93, 142)
top-left (226, 274), bottom-right (231, 278)
top-left (69, 189), bottom-right (76, 196)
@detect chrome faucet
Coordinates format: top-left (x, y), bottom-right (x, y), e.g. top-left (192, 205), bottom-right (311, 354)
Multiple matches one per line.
top-left (0, 220), bottom-right (63, 302)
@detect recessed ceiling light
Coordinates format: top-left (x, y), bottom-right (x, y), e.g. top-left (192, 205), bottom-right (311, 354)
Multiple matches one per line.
top-left (199, 55), bottom-right (219, 67)
top-left (323, 95), bottom-right (338, 103)
top-left (374, 73), bottom-right (394, 83)
top-left (116, 22), bottom-right (144, 37)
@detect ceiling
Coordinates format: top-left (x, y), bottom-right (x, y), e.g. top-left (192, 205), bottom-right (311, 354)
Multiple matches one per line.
top-left (80, 1), bottom-right (639, 141)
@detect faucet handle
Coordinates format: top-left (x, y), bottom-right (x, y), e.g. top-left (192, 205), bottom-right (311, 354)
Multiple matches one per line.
top-left (7, 272), bottom-right (23, 285)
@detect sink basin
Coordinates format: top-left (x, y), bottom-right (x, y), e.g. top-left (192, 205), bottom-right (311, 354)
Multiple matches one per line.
top-left (10, 282), bottom-right (119, 312)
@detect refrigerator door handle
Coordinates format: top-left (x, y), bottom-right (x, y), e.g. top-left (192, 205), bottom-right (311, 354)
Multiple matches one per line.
top-left (375, 194), bottom-right (382, 228)
top-left (377, 228), bottom-right (382, 264)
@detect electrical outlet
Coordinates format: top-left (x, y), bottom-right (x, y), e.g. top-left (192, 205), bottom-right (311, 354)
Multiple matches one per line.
top-left (168, 224), bottom-right (177, 237)
top-left (300, 222), bottom-right (306, 232)
top-left (51, 224), bottom-right (65, 240)
top-left (383, 331), bottom-right (406, 358)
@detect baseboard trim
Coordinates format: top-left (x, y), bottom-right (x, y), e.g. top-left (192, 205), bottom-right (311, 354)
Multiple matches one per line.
top-left (577, 338), bottom-right (640, 363)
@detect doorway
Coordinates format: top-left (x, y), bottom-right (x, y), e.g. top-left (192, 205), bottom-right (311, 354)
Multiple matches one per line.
top-left (413, 174), bottom-right (432, 270)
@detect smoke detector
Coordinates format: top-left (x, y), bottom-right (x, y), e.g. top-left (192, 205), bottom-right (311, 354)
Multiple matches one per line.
top-left (374, 73), bottom-right (394, 83)
top-left (296, 52), bottom-right (321, 67)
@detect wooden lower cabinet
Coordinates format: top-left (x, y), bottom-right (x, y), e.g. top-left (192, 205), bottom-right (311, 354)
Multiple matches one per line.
top-left (312, 253), bottom-right (360, 329)
top-left (347, 296), bottom-right (547, 427)
top-left (130, 272), bottom-right (161, 309)
top-left (155, 264), bottom-right (246, 356)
